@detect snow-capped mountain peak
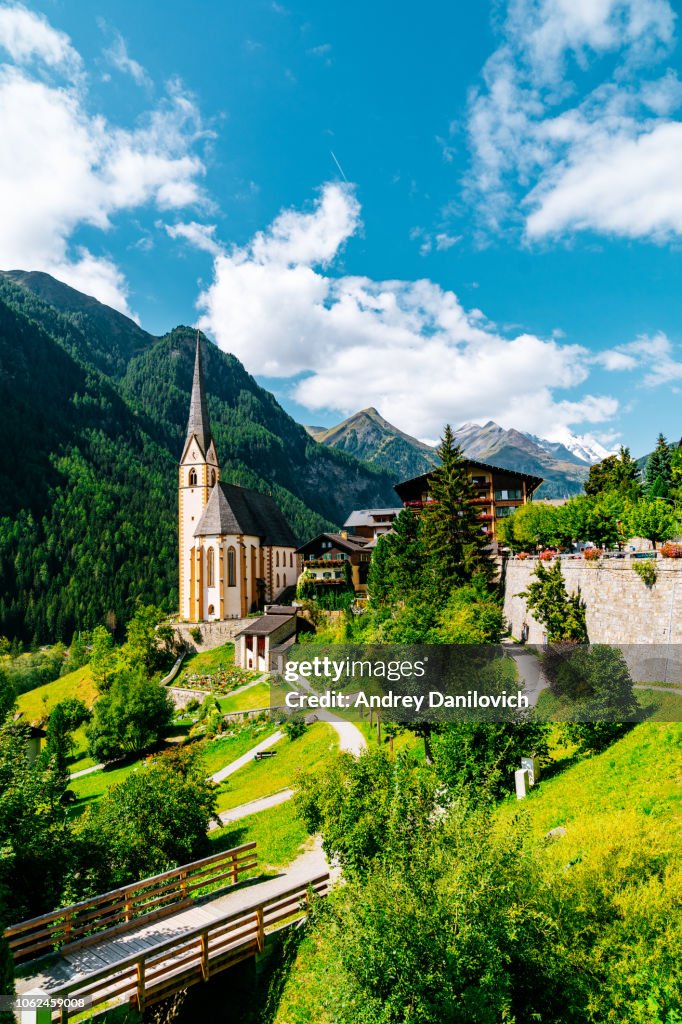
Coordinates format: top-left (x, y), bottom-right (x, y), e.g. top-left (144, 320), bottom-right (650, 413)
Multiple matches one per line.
top-left (527, 431), bottom-right (616, 465)
top-left (561, 434), bottom-right (615, 465)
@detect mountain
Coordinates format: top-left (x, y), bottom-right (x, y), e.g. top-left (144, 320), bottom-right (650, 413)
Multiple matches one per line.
top-left (306, 407), bottom-right (439, 481)
top-left (527, 432), bottom-right (614, 466)
top-left (0, 272), bottom-right (397, 643)
top-left (309, 410), bottom-right (603, 499)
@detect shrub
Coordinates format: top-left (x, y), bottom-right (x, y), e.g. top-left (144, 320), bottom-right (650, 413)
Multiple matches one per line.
top-left (189, 626), bottom-right (202, 643)
top-left (284, 716), bottom-right (308, 741)
top-left (516, 551), bottom-right (530, 559)
top-left (539, 549), bottom-right (556, 561)
top-left (633, 561), bottom-right (657, 587)
top-left (660, 542), bottom-right (682, 558)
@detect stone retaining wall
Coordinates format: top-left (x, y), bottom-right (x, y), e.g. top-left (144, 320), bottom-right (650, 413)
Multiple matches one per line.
top-left (502, 556), bottom-right (682, 645)
top-left (174, 618), bottom-right (252, 652)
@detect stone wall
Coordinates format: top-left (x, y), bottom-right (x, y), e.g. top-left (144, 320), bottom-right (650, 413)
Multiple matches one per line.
top-left (174, 618), bottom-right (251, 653)
top-left (502, 556), bottom-right (682, 645)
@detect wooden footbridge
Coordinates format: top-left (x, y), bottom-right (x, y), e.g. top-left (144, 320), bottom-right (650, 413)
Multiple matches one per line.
top-left (5, 842), bottom-right (329, 1021)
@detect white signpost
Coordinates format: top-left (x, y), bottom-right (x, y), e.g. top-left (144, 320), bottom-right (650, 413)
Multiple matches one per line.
top-left (515, 767), bottom-right (529, 800)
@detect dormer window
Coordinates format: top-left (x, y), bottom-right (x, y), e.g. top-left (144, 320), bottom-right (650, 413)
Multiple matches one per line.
top-left (188, 469), bottom-right (197, 486)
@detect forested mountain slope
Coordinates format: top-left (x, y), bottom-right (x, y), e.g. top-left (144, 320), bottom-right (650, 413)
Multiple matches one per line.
top-left (0, 273), bottom-right (395, 643)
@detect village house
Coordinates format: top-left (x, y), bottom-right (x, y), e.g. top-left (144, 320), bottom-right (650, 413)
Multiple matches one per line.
top-left (234, 605), bottom-right (300, 672)
top-left (296, 532), bottom-right (372, 594)
top-left (343, 507), bottom-right (403, 541)
top-left (394, 460), bottom-right (543, 542)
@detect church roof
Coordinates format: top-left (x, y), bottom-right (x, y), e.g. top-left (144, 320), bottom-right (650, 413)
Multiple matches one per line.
top-left (185, 334), bottom-right (213, 455)
top-left (194, 481), bottom-right (298, 546)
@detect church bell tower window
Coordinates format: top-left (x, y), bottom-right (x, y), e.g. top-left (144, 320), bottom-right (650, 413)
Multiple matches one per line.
top-left (188, 468), bottom-right (197, 486)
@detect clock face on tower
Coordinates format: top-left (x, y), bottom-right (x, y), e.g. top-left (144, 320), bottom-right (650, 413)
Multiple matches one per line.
top-left (191, 450), bottom-right (197, 460)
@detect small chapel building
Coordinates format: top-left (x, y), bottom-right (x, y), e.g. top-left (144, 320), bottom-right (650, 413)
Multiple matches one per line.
top-left (178, 336), bottom-right (300, 622)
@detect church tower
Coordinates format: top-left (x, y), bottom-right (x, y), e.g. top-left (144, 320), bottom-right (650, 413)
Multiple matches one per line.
top-left (179, 334), bottom-right (220, 621)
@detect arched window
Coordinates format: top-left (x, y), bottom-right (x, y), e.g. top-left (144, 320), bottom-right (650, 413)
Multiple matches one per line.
top-left (208, 604), bottom-right (215, 616)
top-left (210, 468), bottom-right (216, 487)
top-left (276, 573), bottom-right (280, 589)
top-left (227, 547), bottom-right (236, 587)
top-left (207, 547), bottom-right (215, 587)
top-left (290, 552), bottom-right (293, 568)
top-left (188, 468), bottom-right (197, 486)
top-left (276, 550), bottom-right (280, 567)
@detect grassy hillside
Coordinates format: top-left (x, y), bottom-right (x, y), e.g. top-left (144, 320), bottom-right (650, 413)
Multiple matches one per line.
top-left (271, 722), bottom-right (682, 1024)
top-left (16, 664), bottom-right (97, 723)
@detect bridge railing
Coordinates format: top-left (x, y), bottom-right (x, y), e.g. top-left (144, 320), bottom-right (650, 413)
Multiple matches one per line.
top-left (45, 871), bottom-right (330, 1021)
top-left (4, 842), bottom-right (257, 963)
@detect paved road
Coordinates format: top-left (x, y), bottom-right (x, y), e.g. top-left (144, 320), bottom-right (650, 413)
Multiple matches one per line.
top-left (290, 674), bottom-right (367, 755)
top-left (501, 643), bottom-right (548, 707)
top-left (210, 730), bottom-right (284, 783)
top-left (501, 643), bottom-right (682, 704)
top-left (212, 788), bottom-right (295, 829)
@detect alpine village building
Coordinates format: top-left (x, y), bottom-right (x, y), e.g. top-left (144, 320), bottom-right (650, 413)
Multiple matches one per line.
top-left (296, 462), bottom-right (543, 600)
top-left (179, 336), bottom-right (299, 622)
top-left (393, 461), bottom-right (543, 542)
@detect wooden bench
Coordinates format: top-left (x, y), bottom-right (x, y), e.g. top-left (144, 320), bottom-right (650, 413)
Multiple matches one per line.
top-left (253, 751), bottom-right (277, 761)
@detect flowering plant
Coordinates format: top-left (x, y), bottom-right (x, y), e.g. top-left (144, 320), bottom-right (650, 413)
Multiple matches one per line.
top-left (583, 548), bottom-right (602, 561)
top-left (539, 550), bottom-right (556, 561)
top-left (660, 542), bottom-right (682, 558)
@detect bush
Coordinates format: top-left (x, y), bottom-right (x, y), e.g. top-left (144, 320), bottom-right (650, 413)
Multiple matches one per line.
top-left (633, 560), bottom-right (657, 587)
top-left (539, 549), bottom-right (556, 561)
top-left (86, 667), bottom-right (174, 762)
top-left (72, 747), bottom-right (217, 893)
top-left (189, 626), bottom-right (202, 643)
top-left (660, 542), bottom-right (682, 558)
top-left (284, 716), bottom-right (308, 741)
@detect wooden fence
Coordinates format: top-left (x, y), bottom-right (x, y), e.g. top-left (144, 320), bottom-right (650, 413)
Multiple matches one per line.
top-left (44, 872), bottom-right (330, 1021)
top-left (4, 842), bottom-right (257, 962)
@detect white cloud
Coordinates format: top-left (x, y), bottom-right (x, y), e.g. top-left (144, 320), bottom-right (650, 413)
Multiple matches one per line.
top-left (198, 184), bottom-right (620, 439)
top-left (0, 6), bottom-right (207, 315)
top-left (0, 4), bottom-right (81, 75)
top-left (597, 331), bottom-right (682, 384)
top-left (103, 31), bottom-right (151, 88)
top-left (466, 0), bottom-right (682, 242)
top-left (166, 221), bottom-right (222, 255)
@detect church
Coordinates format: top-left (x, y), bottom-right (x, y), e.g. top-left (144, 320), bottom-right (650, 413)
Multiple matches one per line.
top-left (178, 336), bottom-right (300, 622)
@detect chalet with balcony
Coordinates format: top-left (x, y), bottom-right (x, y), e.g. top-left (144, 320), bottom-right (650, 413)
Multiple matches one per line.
top-left (343, 507), bottom-right (404, 541)
top-left (393, 460), bottom-right (543, 542)
top-left (296, 532), bottom-right (372, 593)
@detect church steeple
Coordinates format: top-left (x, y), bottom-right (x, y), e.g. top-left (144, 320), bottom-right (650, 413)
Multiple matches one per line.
top-left (185, 332), bottom-right (213, 455)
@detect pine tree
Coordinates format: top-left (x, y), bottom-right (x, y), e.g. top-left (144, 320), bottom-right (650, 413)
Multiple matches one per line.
top-left (367, 509), bottom-right (423, 607)
top-left (585, 446), bottom-right (641, 499)
top-left (419, 425), bottom-right (489, 595)
top-left (645, 434), bottom-right (672, 496)
top-left (520, 560), bottom-right (588, 643)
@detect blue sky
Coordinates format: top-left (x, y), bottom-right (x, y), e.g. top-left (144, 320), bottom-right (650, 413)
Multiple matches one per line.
top-left (2, 1), bottom-right (682, 456)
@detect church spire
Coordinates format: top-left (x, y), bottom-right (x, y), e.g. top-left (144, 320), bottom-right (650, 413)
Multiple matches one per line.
top-left (185, 331), bottom-right (212, 455)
